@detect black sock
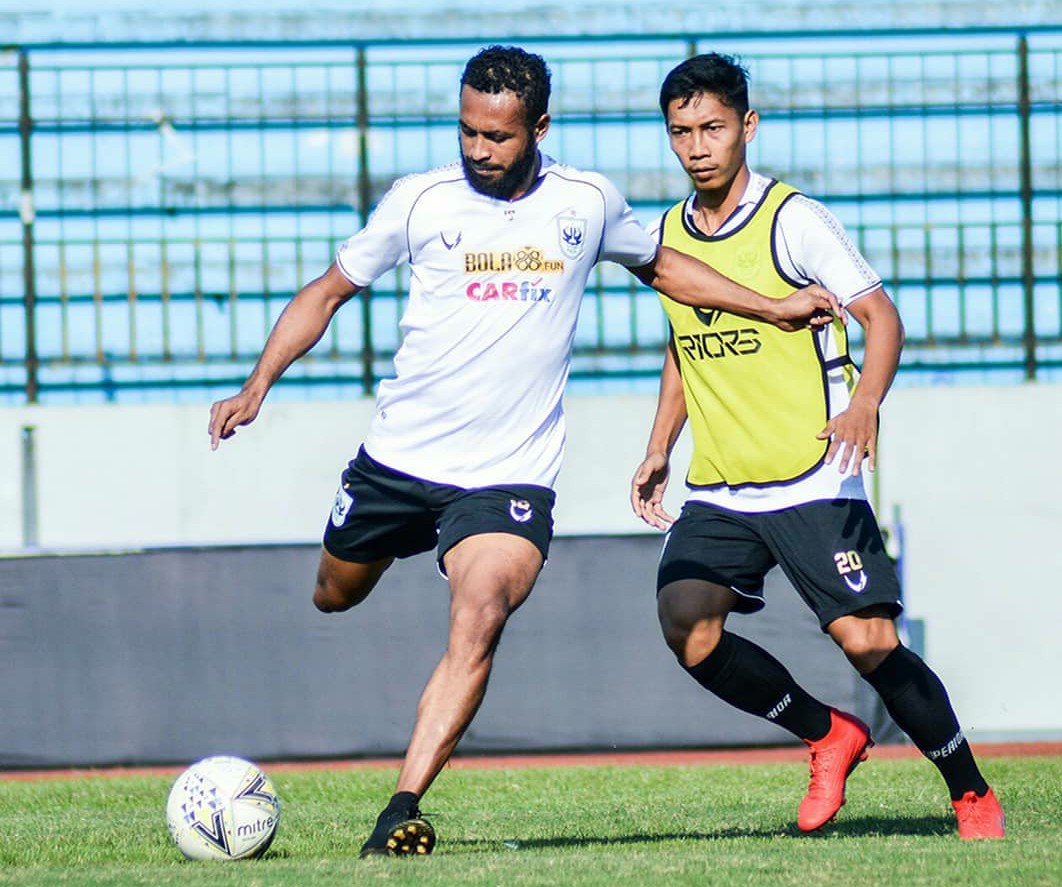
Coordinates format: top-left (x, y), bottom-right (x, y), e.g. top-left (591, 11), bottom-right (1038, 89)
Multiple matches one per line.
top-left (684, 630), bottom-right (832, 741)
top-left (863, 645), bottom-right (988, 801)
top-left (383, 791), bottom-right (420, 817)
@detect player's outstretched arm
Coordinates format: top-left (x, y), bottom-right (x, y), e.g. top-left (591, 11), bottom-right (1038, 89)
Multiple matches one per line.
top-left (817, 287), bottom-right (904, 476)
top-left (630, 246), bottom-right (844, 331)
top-left (631, 341), bottom-right (686, 530)
top-left (208, 264), bottom-right (360, 449)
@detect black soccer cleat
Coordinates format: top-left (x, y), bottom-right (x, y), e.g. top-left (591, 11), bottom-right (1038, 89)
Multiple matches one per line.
top-left (359, 805), bottom-right (436, 858)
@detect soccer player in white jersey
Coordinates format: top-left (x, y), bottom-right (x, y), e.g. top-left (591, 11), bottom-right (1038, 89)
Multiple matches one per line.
top-left (631, 53), bottom-right (1004, 840)
top-left (208, 45), bottom-right (843, 857)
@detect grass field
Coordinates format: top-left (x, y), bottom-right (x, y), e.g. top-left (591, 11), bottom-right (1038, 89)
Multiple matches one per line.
top-left (0, 754), bottom-right (1058, 887)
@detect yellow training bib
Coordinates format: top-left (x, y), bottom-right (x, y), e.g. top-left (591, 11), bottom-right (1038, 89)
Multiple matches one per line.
top-left (659, 180), bottom-right (852, 488)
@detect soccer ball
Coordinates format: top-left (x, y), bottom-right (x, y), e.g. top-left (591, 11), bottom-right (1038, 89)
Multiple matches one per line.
top-left (165, 755), bottom-right (281, 861)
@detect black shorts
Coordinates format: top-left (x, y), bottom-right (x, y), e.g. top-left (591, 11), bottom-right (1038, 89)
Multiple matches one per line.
top-left (322, 446), bottom-right (556, 570)
top-left (657, 499), bottom-right (902, 630)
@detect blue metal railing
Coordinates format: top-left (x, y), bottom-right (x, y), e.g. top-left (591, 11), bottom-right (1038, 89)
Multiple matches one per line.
top-left (0, 29), bottom-right (1060, 402)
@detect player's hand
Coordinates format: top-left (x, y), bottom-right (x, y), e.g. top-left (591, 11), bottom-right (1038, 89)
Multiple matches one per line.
top-left (772, 285), bottom-right (846, 332)
top-left (631, 451), bottom-right (675, 530)
top-left (208, 388), bottom-right (265, 450)
top-left (817, 398), bottom-right (878, 476)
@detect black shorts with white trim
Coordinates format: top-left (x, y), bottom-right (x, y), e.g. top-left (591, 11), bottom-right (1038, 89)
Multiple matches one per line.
top-left (323, 446), bottom-right (555, 570)
top-left (657, 498), bottom-right (902, 630)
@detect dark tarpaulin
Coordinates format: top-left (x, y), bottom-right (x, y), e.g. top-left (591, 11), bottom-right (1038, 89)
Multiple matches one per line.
top-left (0, 538), bottom-right (897, 768)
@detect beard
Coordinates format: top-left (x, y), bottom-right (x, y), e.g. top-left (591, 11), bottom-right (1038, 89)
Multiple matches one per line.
top-left (461, 138), bottom-right (539, 200)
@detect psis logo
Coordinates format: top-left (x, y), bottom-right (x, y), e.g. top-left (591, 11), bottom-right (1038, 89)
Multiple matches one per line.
top-left (558, 217), bottom-right (587, 259)
top-left (331, 485), bottom-right (354, 527)
top-left (735, 249), bottom-right (761, 275)
top-left (509, 499), bottom-right (533, 523)
top-left (834, 550), bottom-right (868, 593)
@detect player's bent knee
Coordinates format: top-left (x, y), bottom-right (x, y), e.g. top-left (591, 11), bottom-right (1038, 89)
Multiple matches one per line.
top-left (312, 583), bottom-right (350, 613)
top-left (657, 584), bottom-right (727, 662)
top-left (658, 615), bottom-right (690, 658)
top-left (837, 634), bottom-right (899, 673)
top-left (312, 551), bottom-right (392, 613)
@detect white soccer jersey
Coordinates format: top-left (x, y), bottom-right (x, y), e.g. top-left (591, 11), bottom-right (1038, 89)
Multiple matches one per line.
top-left (647, 171), bottom-right (884, 512)
top-left (336, 154), bottom-right (658, 489)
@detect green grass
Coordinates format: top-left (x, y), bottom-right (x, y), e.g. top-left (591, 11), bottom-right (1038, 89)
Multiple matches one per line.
top-left (0, 755), bottom-right (1058, 886)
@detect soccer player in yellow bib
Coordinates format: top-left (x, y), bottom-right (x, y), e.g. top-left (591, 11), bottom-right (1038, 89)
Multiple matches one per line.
top-left (209, 46), bottom-right (844, 859)
top-left (630, 53), bottom-right (1004, 840)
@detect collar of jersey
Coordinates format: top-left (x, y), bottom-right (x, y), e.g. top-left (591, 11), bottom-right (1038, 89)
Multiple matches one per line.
top-left (682, 169), bottom-right (770, 238)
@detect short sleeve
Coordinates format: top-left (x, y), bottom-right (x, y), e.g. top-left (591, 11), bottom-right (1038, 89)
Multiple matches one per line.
top-left (595, 175), bottom-right (659, 268)
top-left (334, 176), bottom-right (417, 286)
top-left (775, 195), bottom-right (882, 305)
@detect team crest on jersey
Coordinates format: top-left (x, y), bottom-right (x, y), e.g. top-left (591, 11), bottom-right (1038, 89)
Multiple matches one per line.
top-left (331, 485), bottom-right (354, 527)
top-left (735, 248), bottom-right (761, 275)
top-left (509, 499), bottom-right (533, 523)
top-left (558, 217), bottom-right (587, 259)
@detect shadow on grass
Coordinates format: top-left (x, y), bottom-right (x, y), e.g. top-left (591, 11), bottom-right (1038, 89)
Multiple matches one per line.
top-left (797, 813), bottom-right (955, 839)
top-left (446, 814), bottom-right (955, 852)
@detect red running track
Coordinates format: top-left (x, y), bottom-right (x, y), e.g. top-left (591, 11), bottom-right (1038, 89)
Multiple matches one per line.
top-left (2, 741), bottom-right (1059, 781)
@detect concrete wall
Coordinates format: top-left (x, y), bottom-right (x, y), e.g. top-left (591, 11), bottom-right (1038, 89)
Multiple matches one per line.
top-left (1, 383), bottom-right (1060, 740)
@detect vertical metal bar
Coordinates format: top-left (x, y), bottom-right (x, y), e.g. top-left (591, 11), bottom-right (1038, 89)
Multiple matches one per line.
top-left (228, 238), bottom-right (238, 360)
top-left (127, 238), bottom-right (138, 360)
top-left (226, 66), bottom-right (238, 361)
top-left (952, 52), bottom-right (965, 341)
top-left (194, 240), bottom-right (204, 361)
top-left (160, 237), bottom-right (171, 360)
top-left (123, 68), bottom-right (137, 363)
top-left (990, 223), bottom-right (1001, 338)
top-left (192, 66), bottom-right (205, 361)
top-left (923, 224), bottom-right (933, 342)
top-left (55, 65), bottom-right (70, 364)
top-left (59, 241), bottom-right (69, 358)
top-left (93, 238), bottom-right (104, 362)
top-left (90, 68), bottom-right (104, 363)
top-left (18, 50), bottom-right (39, 404)
top-left (1017, 34), bottom-right (1037, 380)
top-left (21, 425), bottom-right (39, 548)
top-left (890, 225), bottom-right (902, 335)
top-left (355, 44), bottom-right (375, 396)
top-left (261, 236), bottom-right (271, 343)
top-left (957, 224), bottom-right (968, 341)
top-left (256, 65), bottom-right (271, 350)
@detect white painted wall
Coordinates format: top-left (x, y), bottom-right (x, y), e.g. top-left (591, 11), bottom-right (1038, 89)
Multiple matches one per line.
top-left (874, 384), bottom-right (1062, 743)
top-left (2, 383), bottom-right (1059, 739)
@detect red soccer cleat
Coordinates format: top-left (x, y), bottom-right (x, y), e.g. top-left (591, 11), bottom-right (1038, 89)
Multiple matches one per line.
top-left (797, 708), bottom-right (874, 832)
top-left (952, 786), bottom-right (1005, 840)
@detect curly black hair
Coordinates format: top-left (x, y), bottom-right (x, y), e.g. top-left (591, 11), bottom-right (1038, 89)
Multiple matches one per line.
top-left (461, 45), bottom-right (551, 126)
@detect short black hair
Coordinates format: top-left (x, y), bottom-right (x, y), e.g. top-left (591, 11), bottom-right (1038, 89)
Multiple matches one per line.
top-left (659, 53), bottom-right (750, 119)
top-left (461, 45), bottom-right (551, 127)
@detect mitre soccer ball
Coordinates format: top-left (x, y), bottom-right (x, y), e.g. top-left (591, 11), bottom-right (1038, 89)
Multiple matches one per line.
top-left (165, 755), bottom-right (281, 861)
